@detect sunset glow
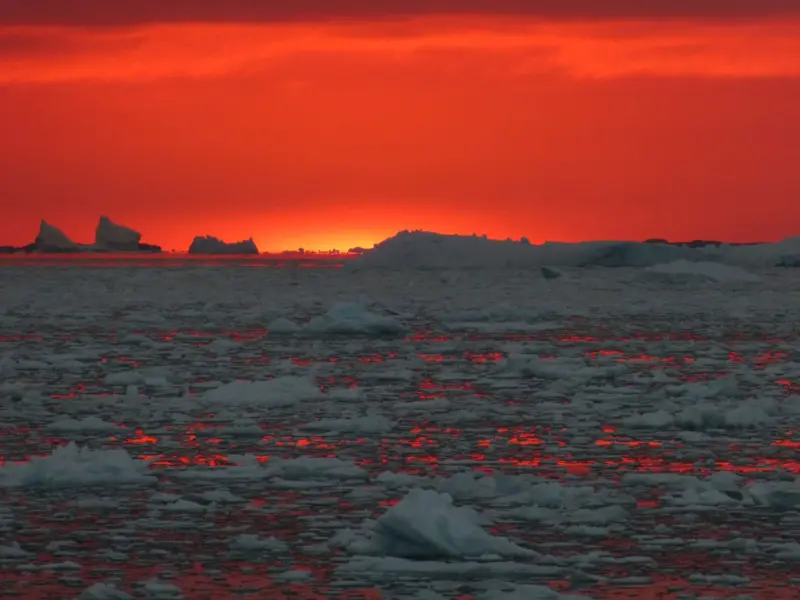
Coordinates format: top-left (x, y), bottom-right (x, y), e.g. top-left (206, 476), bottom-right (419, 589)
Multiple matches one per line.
top-left (2, 5), bottom-right (799, 250)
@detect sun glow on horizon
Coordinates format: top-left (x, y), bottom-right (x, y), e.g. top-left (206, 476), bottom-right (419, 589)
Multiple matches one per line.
top-left (0, 13), bottom-right (798, 245)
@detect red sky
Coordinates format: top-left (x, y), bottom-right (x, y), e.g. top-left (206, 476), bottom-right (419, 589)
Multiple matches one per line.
top-left (1, 2), bottom-right (799, 251)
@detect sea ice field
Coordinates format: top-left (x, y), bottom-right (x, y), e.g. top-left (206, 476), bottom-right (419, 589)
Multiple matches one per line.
top-left (1, 257), bottom-right (800, 600)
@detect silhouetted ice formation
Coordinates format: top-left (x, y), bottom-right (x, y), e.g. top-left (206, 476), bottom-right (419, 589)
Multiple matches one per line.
top-left (95, 216), bottom-right (141, 251)
top-left (188, 236), bottom-right (259, 255)
top-left (34, 220), bottom-right (79, 252)
top-left (351, 230), bottom-right (800, 269)
top-left (1, 217), bottom-right (161, 253)
top-left (93, 216), bottom-right (161, 252)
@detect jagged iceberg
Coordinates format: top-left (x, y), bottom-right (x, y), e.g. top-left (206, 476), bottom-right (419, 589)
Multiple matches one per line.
top-left (188, 235), bottom-right (259, 255)
top-left (33, 220), bottom-right (79, 252)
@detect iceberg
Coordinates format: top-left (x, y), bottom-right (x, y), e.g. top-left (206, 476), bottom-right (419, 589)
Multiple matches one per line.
top-left (6, 217), bottom-right (160, 254)
top-left (33, 220), bottom-right (79, 252)
top-left (188, 235), bottom-right (259, 255)
top-left (94, 216), bottom-right (142, 251)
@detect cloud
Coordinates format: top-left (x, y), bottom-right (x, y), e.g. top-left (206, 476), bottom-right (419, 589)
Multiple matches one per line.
top-left (1, 0), bottom-right (800, 26)
top-left (0, 19), bottom-right (798, 84)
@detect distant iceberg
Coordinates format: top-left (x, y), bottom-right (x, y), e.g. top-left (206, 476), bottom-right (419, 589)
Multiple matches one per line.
top-left (33, 220), bottom-right (79, 252)
top-left (4, 217), bottom-right (161, 254)
top-left (94, 215), bottom-right (142, 251)
top-left (188, 236), bottom-right (259, 255)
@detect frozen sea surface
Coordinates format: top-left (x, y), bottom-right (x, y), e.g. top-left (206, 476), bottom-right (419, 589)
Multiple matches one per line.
top-left (1, 263), bottom-right (800, 599)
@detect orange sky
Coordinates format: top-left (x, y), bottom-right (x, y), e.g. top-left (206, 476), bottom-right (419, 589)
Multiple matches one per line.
top-left (1, 5), bottom-right (800, 251)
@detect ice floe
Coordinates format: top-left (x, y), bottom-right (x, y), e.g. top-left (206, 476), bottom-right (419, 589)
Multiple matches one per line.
top-left (0, 442), bottom-right (155, 488)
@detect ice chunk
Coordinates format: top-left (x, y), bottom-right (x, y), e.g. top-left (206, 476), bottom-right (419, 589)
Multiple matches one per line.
top-left (622, 409), bottom-right (674, 428)
top-left (229, 534), bottom-right (288, 552)
top-left (268, 317), bottom-right (302, 335)
top-left (305, 302), bottom-right (406, 336)
top-left (299, 414), bottom-right (395, 434)
top-left (78, 583), bottom-right (133, 600)
top-left (0, 541), bottom-right (30, 558)
top-left (365, 488), bottom-right (535, 559)
top-left (202, 377), bottom-right (323, 407)
top-left (0, 442), bottom-right (155, 488)
top-left (136, 579), bottom-right (182, 598)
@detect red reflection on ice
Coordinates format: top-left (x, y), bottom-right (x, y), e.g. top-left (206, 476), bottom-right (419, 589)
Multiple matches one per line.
top-left (416, 379), bottom-right (481, 399)
top-left (774, 440), bottom-right (800, 449)
top-left (139, 453), bottom-right (235, 468)
top-left (464, 351), bottom-right (504, 363)
top-left (406, 330), bottom-right (451, 342)
top-left (418, 353), bottom-right (445, 362)
top-left (0, 333), bottom-right (43, 342)
top-left (587, 349), bottom-right (694, 366)
top-left (755, 350), bottom-right (790, 364)
top-left (777, 379), bottom-right (800, 393)
top-left (52, 382), bottom-right (86, 398)
top-left (120, 429), bottom-right (158, 445)
top-left (233, 330), bottom-right (268, 341)
top-left (508, 432), bottom-right (543, 446)
top-left (596, 438), bottom-right (663, 448)
top-left (357, 355), bottom-right (386, 363)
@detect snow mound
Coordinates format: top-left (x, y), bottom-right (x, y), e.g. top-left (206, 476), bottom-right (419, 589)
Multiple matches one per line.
top-left (0, 442), bottom-right (155, 488)
top-left (202, 376), bottom-right (323, 407)
top-left (364, 488), bottom-right (535, 559)
top-left (188, 235), bottom-right (259, 255)
top-left (304, 302), bottom-right (406, 336)
top-left (639, 260), bottom-right (760, 283)
top-left (94, 216), bottom-right (142, 251)
top-left (34, 220), bottom-right (78, 252)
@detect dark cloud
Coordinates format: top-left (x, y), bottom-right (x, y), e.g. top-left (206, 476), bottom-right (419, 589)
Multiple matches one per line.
top-left (1, 0), bottom-right (799, 26)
